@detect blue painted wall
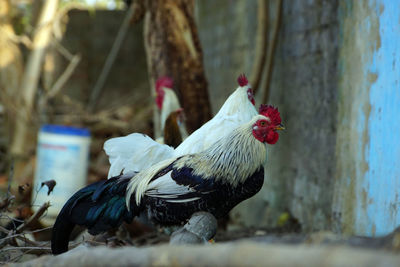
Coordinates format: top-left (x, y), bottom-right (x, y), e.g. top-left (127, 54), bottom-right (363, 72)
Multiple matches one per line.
top-left (361, 0), bottom-right (400, 236)
top-left (334, 0), bottom-right (400, 236)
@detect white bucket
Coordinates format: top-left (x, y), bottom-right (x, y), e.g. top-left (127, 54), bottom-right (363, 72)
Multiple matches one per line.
top-left (32, 125), bottom-right (91, 221)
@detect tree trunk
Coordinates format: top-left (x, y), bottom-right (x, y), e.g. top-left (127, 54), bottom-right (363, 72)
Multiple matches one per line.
top-left (10, 0), bottom-right (59, 157)
top-left (143, 0), bottom-right (212, 134)
top-left (0, 0), bottom-right (24, 185)
top-left (0, 0), bottom-right (24, 146)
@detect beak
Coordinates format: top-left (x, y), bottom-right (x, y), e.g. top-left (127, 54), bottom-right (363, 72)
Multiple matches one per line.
top-left (275, 124), bottom-right (285, 131)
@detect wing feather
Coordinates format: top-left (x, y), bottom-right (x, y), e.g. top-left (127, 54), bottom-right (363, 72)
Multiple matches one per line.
top-left (145, 167), bottom-right (215, 203)
top-left (104, 133), bottom-right (174, 178)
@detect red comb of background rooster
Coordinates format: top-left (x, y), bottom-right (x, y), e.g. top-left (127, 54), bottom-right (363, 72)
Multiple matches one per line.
top-left (156, 76), bottom-right (174, 93)
top-left (259, 104), bottom-right (281, 125)
top-left (237, 74), bottom-right (248, 87)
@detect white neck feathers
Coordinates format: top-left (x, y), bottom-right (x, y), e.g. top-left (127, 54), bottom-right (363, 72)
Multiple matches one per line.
top-left (176, 115), bottom-right (267, 185)
top-left (215, 85), bottom-right (255, 118)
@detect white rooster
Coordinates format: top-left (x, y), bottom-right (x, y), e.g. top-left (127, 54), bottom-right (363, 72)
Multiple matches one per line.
top-left (104, 74), bottom-right (257, 178)
top-left (155, 76), bottom-right (186, 135)
top-left (154, 77), bottom-right (188, 144)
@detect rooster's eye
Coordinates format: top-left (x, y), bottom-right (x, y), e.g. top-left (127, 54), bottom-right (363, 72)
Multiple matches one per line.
top-left (260, 121), bottom-right (266, 126)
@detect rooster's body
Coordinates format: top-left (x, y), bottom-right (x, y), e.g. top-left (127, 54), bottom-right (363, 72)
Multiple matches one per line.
top-left (52, 111), bottom-right (283, 254)
top-left (104, 75), bottom-right (257, 178)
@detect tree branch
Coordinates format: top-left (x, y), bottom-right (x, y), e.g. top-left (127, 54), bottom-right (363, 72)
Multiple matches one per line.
top-left (87, 2), bottom-right (139, 112)
top-left (250, 0), bottom-right (269, 94)
top-left (262, 0), bottom-right (282, 104)
top-left (10, 0), bottom-right (59, 156)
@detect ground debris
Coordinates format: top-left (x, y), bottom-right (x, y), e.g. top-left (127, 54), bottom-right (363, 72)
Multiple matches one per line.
top-left (3, 220), bottom-right (400, 265)
top-left (8, 241), bottom-right (400, 267)
top-left (40, 181), bottom-right (56, 196)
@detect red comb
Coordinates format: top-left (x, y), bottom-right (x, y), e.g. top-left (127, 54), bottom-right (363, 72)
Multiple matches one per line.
top-left (259, 104), bottom-right (281, 125)
top-left (156, 76), bottom-right (174, 92)
top-left (237, 74), bottom-right (248, 87)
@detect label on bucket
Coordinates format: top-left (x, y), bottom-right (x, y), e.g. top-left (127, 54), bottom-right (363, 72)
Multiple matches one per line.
top-left (33, 129), bottom-right (90, 220)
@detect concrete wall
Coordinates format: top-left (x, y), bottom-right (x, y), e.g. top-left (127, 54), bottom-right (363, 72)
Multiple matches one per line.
top-left (197, 0), bottom-right (339, 231)
top-left (198, 0), bottom-right (400, 236)
top-left (195, 0), bottom-right (258, 113)
top-left (333, 0), bottom-right (400, 236)
top-left (262, 0), bottom-right (339, 232)
top-left (56, 10), bottom-right (151, 119)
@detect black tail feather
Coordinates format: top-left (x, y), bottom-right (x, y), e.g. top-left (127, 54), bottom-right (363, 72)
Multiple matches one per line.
top-left (51, 177), bottom-right (135, 254)
top-left (51, 211), bottom-right (76, 254)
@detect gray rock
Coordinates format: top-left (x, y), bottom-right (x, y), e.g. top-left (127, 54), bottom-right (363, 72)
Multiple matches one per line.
top-left (169, 212), bottom-right (217, 244)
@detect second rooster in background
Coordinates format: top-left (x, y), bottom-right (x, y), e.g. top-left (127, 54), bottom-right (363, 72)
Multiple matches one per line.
top-left (154, 77), bottom-right (188, 146)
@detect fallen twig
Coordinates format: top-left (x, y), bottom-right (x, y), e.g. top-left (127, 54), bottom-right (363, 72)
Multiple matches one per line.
top-left (27, 226), bottom-right (53, 234)
top-left (15, 234), bottom-right (46, 247)
top-left (16, 201), bottom-right (50, 234)
top-left (0, 225), bottom-right (10, 234)
top-left (0, 217), bottom-right (47, 249)
top-left (0, 162), bottom-right (15, 212)
top-left (0, 194), bottom-right (15, 212)
top-left (1, 246), bottom-right (52, 254)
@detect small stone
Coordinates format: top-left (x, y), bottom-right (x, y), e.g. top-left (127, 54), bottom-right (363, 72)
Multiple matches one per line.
top-left (169, 212), bottom-right (218, 244)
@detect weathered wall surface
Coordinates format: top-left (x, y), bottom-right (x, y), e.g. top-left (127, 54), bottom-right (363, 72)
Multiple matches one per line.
top-left (262, 0), bottom-right (339, 231)
top-left (333, 0), bottom-right (400, 236)
top-left (57, 10), bottom-right (150, 117)
top-left (197, 0), bottom-right (339, 231)
top-left (195, 0), bottom-right (258, 112)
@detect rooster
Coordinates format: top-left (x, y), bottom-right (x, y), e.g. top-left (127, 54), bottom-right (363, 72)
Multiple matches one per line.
top-left (104, 74), bottom-right (257, 178)
top-left (51, 109), bottom-right (283, 254)
top-left (155, 76), bottom-right (188, 139)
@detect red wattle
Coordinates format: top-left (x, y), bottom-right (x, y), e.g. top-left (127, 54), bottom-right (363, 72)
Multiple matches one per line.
top-left (266, 131), bottom-right (279, 144)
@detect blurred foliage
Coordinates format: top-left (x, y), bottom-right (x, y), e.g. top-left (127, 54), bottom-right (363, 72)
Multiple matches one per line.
top-left (9, 4), bottom-right (30, 35)
top-left (9, 0), bottom-right (126, 35)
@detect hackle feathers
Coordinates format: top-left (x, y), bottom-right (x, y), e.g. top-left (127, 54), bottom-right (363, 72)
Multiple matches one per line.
top-left (126, 115), bottom-right (268, 207)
